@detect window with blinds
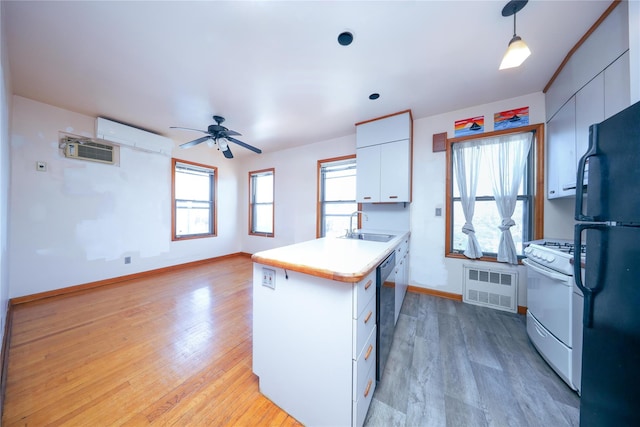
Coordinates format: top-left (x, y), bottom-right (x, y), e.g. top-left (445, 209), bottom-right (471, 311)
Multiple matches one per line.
top-left (172, 159), bottom-right (217, 240)
top-left (249, 168), bottom-right (274, 237)
top-left (318, 156), bottom-right (357, 238)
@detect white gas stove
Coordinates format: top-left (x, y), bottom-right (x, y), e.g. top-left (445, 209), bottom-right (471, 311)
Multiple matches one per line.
top-left (523, 238), bottom-right (584, 393)
top-left (524, 239), bottom-right (585, 276)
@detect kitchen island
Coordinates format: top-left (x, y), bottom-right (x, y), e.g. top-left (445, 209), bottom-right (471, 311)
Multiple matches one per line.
top-left (252, 231), bottom-right (409, 427)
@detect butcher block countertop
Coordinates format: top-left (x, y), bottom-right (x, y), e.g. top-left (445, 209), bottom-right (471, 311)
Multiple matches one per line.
top-left (251, 230), bottom-right (409, 283)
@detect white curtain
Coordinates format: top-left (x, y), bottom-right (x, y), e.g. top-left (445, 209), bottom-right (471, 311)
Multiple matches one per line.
top-left (452, 143), bottom-right (483, 259)
top-left (486, 132), bottom-right (533, 264)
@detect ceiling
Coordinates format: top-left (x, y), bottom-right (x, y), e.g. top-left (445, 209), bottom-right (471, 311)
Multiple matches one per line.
top-left (4, 1), bottom-right (613, 157)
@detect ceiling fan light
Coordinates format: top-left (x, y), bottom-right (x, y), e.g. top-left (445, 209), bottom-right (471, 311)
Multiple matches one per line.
top-left (217, 138), bottom-right (229, 151)
top-left (499, 35), bottom-right (531, 70)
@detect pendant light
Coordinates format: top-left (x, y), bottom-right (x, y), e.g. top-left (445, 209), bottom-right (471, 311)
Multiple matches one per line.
top-left (499, 0), bottom-right (531, 70)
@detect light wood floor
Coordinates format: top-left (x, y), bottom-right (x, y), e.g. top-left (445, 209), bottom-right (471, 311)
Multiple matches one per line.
top-left (2, 255), bottom-right (301, 426)
top-left (2, 255), bottom-right (580, 426)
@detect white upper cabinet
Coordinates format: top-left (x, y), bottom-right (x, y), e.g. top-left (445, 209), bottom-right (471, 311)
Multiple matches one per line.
top-left (547, 52), bottom-right (630, 199)
top-left (575, 73), bottom-right (605, 170)
top-left (355, 145), bottom-right (381, 202)
top-left (547, 97), bottom-right (577, 199)
top-left (545, 1), bottom-right (630, 200)
top-left (379, 139), bottom-right (411, 202)
top-left (604, 50), bottom-right (631, 119)
top-left (356, 112), bottom-right (411, 148)
top-left (356, 111), bottom-right (412, 203)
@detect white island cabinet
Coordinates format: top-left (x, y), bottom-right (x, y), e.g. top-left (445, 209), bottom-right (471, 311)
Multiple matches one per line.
top-left (252, 232), bottom-right (409, 427)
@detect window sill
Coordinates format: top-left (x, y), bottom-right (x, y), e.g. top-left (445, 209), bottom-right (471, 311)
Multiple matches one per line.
top-left (249, 232), bottom-right (274, 238)
top-left (446, 252), bottom-right (524, 266)
top-left (173, 233), bottom-right (216, 241)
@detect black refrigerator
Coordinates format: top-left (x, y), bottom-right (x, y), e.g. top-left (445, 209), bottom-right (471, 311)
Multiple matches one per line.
top-left (574, 100), bottom-right (640, 426)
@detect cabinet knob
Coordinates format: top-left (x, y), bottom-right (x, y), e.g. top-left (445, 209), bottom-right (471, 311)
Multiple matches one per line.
top-left (363, 196), bottom-right (372, 200)
top-left (388, 195), bottom-right (398, 199)
top-left (364, 279), bottom-right (373, 290)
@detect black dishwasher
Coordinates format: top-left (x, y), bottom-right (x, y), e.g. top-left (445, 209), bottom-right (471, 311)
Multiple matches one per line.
top-left (376, 251), bottom-right (395, 381)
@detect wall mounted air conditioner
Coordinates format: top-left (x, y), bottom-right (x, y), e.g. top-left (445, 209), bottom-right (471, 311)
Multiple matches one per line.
top-left (95, 117), bottom-right (174, 155)
top-left (61, 136), bottom-right (116, 165)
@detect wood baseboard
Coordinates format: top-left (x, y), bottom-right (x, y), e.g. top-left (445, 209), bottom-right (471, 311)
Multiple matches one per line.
top-left (407, 285), bottom-right (462, 302)
top-left (10, 252), bottom-right (253, 306)
top-left (1, 301), bottom-right (14, 420)
top-left (407, 285), bottom-right (527, 315)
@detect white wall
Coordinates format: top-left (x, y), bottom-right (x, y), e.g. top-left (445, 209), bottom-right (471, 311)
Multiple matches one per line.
top-left (239, 134), bottom-right (355, 255)
top-left (4, 91), bottom-right (584, 308)
top-left (8, 96), bottom-right (241, 298)
top-left (1, 1), bottom-right (12, 341)
top-left (409, 92), bottom-right (558, 307)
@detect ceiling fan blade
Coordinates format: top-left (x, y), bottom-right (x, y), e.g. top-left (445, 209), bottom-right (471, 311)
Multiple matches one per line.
top-left (170, 126), bottom-right (210, 134)
top-left (221, 145), bottom-right (234, 159)
top-left (180, 135), bottom-right (211, 149)
top-left (223, 129), bottom-right (241, 137)
top-left (226, 136), bottom-right (262, 154)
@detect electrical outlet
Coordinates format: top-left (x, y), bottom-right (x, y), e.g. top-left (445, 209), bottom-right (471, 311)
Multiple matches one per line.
top-left (36, 161), bottom-right (47, 172)
top-left (262, 268), bottom-right (276, 289)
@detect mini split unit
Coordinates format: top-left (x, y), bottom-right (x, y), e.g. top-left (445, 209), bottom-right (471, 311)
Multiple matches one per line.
top-left (62, 118), bottom-right (174, 164)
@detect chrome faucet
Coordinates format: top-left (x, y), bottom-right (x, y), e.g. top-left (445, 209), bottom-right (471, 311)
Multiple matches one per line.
top-left (348, 211), bottom-right (368, 237)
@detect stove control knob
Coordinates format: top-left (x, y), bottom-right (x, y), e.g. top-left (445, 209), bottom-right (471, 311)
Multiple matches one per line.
top-left (547, 255), bottom-right (555, 262)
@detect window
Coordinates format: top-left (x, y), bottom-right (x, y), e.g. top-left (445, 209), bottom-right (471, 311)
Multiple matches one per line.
top-left (249, 168), bottom-right (274, 236)
top-left (317, 156), bottom-right (357, 238)
top-left (172, 159), bottom-right (217, 240)
top-left (446, 124), bottom-right (544, 263)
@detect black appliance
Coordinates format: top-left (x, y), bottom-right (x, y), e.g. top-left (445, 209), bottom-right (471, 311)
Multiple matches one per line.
top-left (574, 100), bottom-right (640, 426)
top-left (376, 251), bottom-right (395, 381)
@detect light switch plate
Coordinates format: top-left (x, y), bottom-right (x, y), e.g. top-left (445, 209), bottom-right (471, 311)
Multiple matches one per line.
top-left (262, 268), bottom-right (276, 289)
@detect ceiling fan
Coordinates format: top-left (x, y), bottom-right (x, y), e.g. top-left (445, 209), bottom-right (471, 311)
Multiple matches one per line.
top-left (170, 115), bottom-right (262, 159)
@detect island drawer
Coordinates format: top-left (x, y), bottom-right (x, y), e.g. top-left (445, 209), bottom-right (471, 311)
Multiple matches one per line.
top-left (353, 270), bottom-right (376, 319)
top-left (352, 355), bottom-right (376, 427)
top-left (352, 296), bottom-right (376, 359)
top-left (352, 326), bottom-right (376, 401)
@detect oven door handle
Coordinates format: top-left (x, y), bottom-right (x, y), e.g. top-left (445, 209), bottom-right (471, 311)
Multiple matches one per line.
top-left (522, 259), bottom-right (572, 283)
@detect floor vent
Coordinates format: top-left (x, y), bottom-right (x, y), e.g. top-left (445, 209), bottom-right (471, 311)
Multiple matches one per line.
top-left (463, 265), bottom-right (517, 313)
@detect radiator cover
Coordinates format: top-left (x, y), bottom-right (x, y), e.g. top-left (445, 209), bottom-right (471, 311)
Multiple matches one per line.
top-left (463, 265), bottom-right (517, 313)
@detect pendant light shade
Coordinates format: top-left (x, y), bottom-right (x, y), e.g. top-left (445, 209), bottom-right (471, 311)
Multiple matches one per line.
top-left (499, 0), bottom-right (530, 70)
top-left (500, 35), bottom-right (531, 70)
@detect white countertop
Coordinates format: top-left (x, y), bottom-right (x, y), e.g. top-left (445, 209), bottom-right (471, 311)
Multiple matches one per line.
top-left (251, 229), bottom-right (409, 283)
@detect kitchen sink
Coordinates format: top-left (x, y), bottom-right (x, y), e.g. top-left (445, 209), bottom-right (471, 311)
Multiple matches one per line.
top-left (340, 232), bottom-right (396, 242)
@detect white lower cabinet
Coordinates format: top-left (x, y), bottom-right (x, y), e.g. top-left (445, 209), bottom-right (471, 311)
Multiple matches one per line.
top-left (253, 265), bottom-right (377, 427)
top-left (352, 327), bottom-right (377, 427)
top-left (394, 236), bottom-right (410, 324)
